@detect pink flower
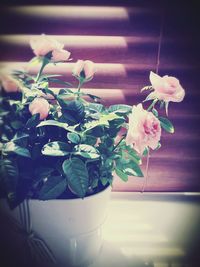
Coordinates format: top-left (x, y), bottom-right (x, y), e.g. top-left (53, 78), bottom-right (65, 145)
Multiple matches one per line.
top-left (73, 60), bottom-right (95, 80)
top-left (51, 49), bottom-right (71, 62)
top-left (148, 71), bottom-right (185, 103)
top-left (30, 34), bottom-right (71, 62)
top-left (0, 73), bottom-right (20, 93)
top-left (29, 97), bottom-right (50, 120)
top-left (126, 104), bottom-right (161, 154)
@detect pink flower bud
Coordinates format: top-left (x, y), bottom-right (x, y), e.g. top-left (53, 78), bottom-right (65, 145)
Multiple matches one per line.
top-left (29, 97), bottom-right (50, 120)
top-left (73, 60), bottom-right (95, 80)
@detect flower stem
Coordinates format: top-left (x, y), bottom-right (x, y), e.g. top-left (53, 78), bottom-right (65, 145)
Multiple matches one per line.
top-left (141, 148), bottom-right (150, 192)
top-left (147, 99), bottom-right (158, 111)
top-left (113, 135), bottom-right (125, 151)
top-left (77, 80), bottom-right (84, 99)
top-left (35, 58), bottom-right (49, 82)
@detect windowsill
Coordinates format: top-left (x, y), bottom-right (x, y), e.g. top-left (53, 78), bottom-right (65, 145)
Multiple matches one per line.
top-left (90, 192), bottom-right (200, 267)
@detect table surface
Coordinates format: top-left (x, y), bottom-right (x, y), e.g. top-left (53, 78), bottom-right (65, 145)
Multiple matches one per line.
top-left (89, 192), bottom-right (200, 267)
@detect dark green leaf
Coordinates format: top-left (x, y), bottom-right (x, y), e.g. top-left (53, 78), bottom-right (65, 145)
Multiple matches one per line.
top-left (4, 142), bottom-right (31, 158)
top-left (26, 113), bottom-right (40, 128)
top-left (0, 159), bottom-right (18, 200)
top-left (58, 99), bottom-right (85, 119)
top-left (108, 104), bottom-right (132, 114)
top-left (88, 103), bottom-right (105, 113)
top-left (38, 176), bottom-right (67, 200)
top-left (48, 78), bottom-right (72, 86)
top-left (115, 168), bottom-right (128, 182)
top-left (41, 88), bottom-right (56, 98)
top-left (37, 120), bottom-right (75, 132)
top-left (67, 132), bottom-right (81, 144)
top-left (74, 144), bottom-right (100, 159)
top-left (58, 88), bottom-right (74, 95)
top-left (10, 120), bottom-right (24, 129)
top-left (62, 158), bottom-right (89, 198)
top-left (159, 117), bottom-right (174, 133)
top-left (152, 108), bottom-right (158, 117)
top-left (82, 135), bottom-right (97, 145)
top-left (143, 147), bottom-right (149, 156)
top-left (84, 113), bottom-right (120, 133)
top-left (42, 141), bottom-right (71, 156)
top-left (35, 167), bottom-right (54, 179)
top-left (86, 94), bottom-right (101, 101)
top-left (124, 161), bottom-right (143, 177)
top-left (12, 132), bottom-right (29, 142)
top-left (59, 112), bottom-right (77, 124)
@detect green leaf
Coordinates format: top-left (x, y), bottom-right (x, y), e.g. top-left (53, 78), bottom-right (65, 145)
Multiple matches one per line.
top-left (73, 144), bottom-right (100, 159)
top-left (159, 117), bottom-right (174, 133)
top-left (59, 111), bottom-right (78, 125)
top-left (108, 104), bottom-right (132, 114)
top-left (120, 142), bottom-right (142, 165)
top-left (48, 78), bottom-right (72, 87)
top-left (115, 151), bottom-right (143, 177)
top-left (42, 141), bottom-right (71, 156)
top-left (152, 108), bottom-right (158, 117)
top-left (62, 158), bottom-right (89, 198)
top-left (35, 167), bottom-right (54, 179)
top-left (0, 159), bottom-right (18, 180)
top-left (82, 135), bottom-right (97, 145)
top-left (37, 120), bottom-right (76, 132)
top-left (124, 161), bottom-right (143, 177)
top-left (3, 142), bottom-right (31, 158)
top-left (88, 103), bottom-right (105, 113)
top-left (40, 74), bottom-right (62, 79)
top-left (41, 88), bottom-right (56, 98)
top-left (0, 159), bottom-right (18, 200)
top-left (115, 168), bottom-right (128, 182)
top-left (26, 113), bottom-right (40, 128)
top-left (11, 120), bottom-right (24, 129)
top-left (58, 88), bottom-right (74, 95)
top-left (143, 147), bottom-right (149, 156)
top-left (38, 176), bottom-right (67, 200)
top-left (28, 56), bottom-right (42, 66)
top-left (86, 94), bottom-right (101, 101)
top-left (67, 132), bottom-right (81, 144)
top-left (12, 132), bottom-right (29, 142)
top-left (58, 99), bottom-right (85, 119)
top-left (84, 113), bottom-right (120, 133)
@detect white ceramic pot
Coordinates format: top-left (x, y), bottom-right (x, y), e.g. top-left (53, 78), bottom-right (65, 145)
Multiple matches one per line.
top-left (0, 185), bottom-right (111, 267)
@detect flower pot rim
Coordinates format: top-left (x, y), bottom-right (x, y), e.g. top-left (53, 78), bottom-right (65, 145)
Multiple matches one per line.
top-left (29, 184), bottom-right (111, 203)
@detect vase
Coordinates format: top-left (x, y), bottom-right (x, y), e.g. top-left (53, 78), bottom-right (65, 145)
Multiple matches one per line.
top-left (0, 185), bottom-right (111, 267)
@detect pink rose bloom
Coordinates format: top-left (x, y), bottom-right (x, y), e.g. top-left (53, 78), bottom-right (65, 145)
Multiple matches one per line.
top-left (148, 71), bottom-right (185, 103)
top-left (126, 104), bottom-right (161, 154)
top-left (51, 49), bottom-right (71, 62)
top-left (29, 97), bottom-right (50, 120)
top-left (30, 34), bottom-right (71, 62)
top-left (0, 74), bottom-right (20, 93)
top-left (73, 60), bottom-right (95, 80)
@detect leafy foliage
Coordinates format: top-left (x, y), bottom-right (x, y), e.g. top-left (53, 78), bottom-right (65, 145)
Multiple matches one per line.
top-left (62, 158), bottom-right (89, 198)
top-left (0, 37), bottom-right (179, 208)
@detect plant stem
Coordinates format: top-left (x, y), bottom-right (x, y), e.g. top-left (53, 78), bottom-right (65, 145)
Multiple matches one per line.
top-left (113, 135), bottom-right (125, 151)
top-left (147, 99), bottom-right (158, 111)
top-left (141, 148), bottom-right (150, 192)
top-left (35, 59), bottom-right (48, 82)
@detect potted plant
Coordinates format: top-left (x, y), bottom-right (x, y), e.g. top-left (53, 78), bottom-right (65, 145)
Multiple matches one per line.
top-left (0, 35), bottom-right (185, 267)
